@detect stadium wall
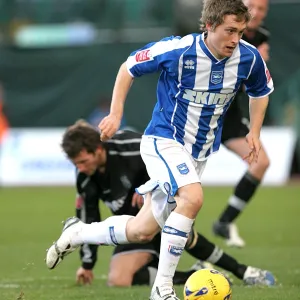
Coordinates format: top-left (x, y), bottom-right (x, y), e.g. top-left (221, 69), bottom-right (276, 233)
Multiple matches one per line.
top-left (0, 127), bottom-right (296, 186)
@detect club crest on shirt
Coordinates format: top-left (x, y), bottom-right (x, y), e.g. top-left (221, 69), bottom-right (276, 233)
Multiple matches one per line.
top-left (177, 163), bottom-right (189, 175)
top-left (210, 71), bottom-right (223, 84)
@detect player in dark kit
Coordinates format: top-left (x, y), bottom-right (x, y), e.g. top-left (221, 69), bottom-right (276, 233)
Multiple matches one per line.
top-left (213, 0), bottom-right (271, 247)
top-left (63, 121), bottom-right (274, 287)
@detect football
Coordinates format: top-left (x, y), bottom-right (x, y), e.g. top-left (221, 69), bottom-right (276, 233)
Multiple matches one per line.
top-left (184, 269), bottom-right (232, 300)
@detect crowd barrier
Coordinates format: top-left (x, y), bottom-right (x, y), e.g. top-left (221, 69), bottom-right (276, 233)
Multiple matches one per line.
top-left (0, 127), bottom-right (296, 186)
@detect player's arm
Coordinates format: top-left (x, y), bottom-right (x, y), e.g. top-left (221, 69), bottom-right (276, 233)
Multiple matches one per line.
top-left (244, 49), bottom-right (273, 163)
top-left (76, 176), bottom-right (101, 271)
top-left (99, 35), bottom-right (194, 140)
top-left (249, 95), bottom-right (269, 137)
top-left (75, 184), bottom-right (101, 285)
top-left (244, 95), bottom-right (269, 163)
top-left (99, 62), bottom-right (134, 141)
top-left (76, 195), bottom-right (101, 271)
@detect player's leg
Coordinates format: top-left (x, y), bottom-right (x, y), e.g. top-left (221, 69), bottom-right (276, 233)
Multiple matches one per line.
top-left (213, 137), bottom-right (269, 246)
top-left (150, 184), bottom-right (202, 299)
top-left (221, 138), bottom-right (269, 222)
top-left (46, 193), bottom-right (161, 269)
top-left (108, 243), bottom-right (156, 286)
top-left (185, 228), bottom-right (275, 285)
top-left (108, 231), bottom-right (197, 287)
top-left (139, 137), bottom-right (205, 300)
top-left (133, 262), bottom-right (200, 286)
top-left (213, 112), bottom-right (270, 247)
top-left (131, 233), bottom-right (200, 286)
top-left (185, 228), bottom-right (247, 279)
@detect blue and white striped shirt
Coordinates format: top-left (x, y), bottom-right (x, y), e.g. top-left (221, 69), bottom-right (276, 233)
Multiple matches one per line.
top-left (126, 33), bottom-right (274, 161)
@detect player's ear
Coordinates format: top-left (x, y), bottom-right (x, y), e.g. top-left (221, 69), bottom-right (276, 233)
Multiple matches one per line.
top-left (206, 23), bottom-right (213, 32)
top-left (96, 145), bottom-right (104, 154)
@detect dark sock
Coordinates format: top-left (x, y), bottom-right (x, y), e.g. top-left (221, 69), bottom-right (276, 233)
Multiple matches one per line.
top-left (219, 171), bottom-right (260, 223)
top-left (173, 270), bottom-right (194, 285)
top-left (132, 266), bottom-right (155, 285)
top-left (214, 253), bottom-right (247, 280)
top-left (132, 266), bottom-right (194, 286)
top-left (132, 266), bottom-right (150, 285)
top-left (186, 232), bottom-right (247, 279)
top-left (185, 230), bottom-right (215, 259)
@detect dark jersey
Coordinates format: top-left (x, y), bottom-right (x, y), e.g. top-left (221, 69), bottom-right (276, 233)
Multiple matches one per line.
top-left (224, 26), bottom-right (270, 126)
top-left (75, 130), bottom-right (149, 269)
top-left (242, 26), bottom-right (270, 47)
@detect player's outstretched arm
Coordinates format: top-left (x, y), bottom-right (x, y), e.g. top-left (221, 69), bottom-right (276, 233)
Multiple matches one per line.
top-left (99, 62), bottom-right (134, 141)
top-left (244, 96), bottom-right (269, 164)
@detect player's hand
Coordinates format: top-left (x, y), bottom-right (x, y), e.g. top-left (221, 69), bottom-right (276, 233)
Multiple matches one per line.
top-left (98, 113), bottom-right (121, 141)
top-left (76, 267), bottom-right (94, 285)
top-left (131, 192), bottom-right (144, 209)
top-left (244, 132), bottom-right (261, 164)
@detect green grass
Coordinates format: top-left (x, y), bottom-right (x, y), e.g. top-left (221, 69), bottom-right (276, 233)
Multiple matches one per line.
top-left (0, 186), bottom-right (300, 300)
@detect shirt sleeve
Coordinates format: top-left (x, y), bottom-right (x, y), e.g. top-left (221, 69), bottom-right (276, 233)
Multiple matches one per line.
top-left (76, 173), bottom-right (101, 270)
top-left (126, 35), bottom-right (194, 77)
top-left (244, 49), bottom-right (274, 98)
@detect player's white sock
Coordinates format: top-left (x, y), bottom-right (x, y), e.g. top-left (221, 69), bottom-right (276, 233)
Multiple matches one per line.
top-left (153, 212), bottom-right (194, 291)
top-left (71, 215), bottom-right (133, 246)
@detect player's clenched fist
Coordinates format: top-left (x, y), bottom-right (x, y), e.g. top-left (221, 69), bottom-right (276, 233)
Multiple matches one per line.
top-left (98, 114), bottom-right (121, 141)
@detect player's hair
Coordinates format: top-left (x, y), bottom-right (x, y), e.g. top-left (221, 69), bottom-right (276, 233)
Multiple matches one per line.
top-left (61, 119), bottom-right (102, 159)
top-left (200, 0), bottom-right (251, 31)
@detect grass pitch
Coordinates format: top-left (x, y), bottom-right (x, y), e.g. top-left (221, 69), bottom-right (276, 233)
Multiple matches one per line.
top-left (0, 185), bottom-right (299, 300)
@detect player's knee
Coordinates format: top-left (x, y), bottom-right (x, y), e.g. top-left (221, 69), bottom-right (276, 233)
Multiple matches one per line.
top-left (179, 192), bottom-right (203, 212)
top-left (135, 231), bottom-right (156, 243)
top-left (260, 155), bottom-right (270, 172)
top-left (107, 270), bottom-right (133, 287)
top-left (191, 196), bottom-right (203, 211)
top-left (127, 220), bottom-right (157, 243)
top-left (128, 223), bottom-right (156, 243)
top-left (177, 196), bottom-right (203, 219)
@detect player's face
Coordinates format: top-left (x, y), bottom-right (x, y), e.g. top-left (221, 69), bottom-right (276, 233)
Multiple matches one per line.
top-left (244, 0), bottom-right (268, 29)
top-left (72, 148), bottom-right (103, 176)
top-left (206, 15), bottom-right (247, 59)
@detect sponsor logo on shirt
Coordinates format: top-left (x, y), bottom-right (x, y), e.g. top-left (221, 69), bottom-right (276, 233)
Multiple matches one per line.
top-left (183, 89), bottom-right (236, 105)
top-left (135, 50), bottom-right (152, 62)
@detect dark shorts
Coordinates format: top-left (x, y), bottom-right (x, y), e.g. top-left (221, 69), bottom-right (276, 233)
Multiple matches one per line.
top-left (221, 96), bottom-right (249, 144)
top-left (112, 233), bottom-right (161, 265)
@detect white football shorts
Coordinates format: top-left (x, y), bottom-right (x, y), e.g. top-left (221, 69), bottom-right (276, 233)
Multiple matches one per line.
top-left (136, 135), bottom-right (207, 228)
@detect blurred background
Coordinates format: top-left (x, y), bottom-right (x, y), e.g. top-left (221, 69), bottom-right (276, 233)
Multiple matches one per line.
top-left (0, 2), bottom-right (299, 299)
top-left (0, 0), bottom-right (299, 186)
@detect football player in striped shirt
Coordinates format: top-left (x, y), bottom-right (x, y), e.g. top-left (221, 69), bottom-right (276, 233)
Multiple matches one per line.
top-left (46, 1), bottom-right (273, 299)
top-left (60, 121), bottom-right (274, 287)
